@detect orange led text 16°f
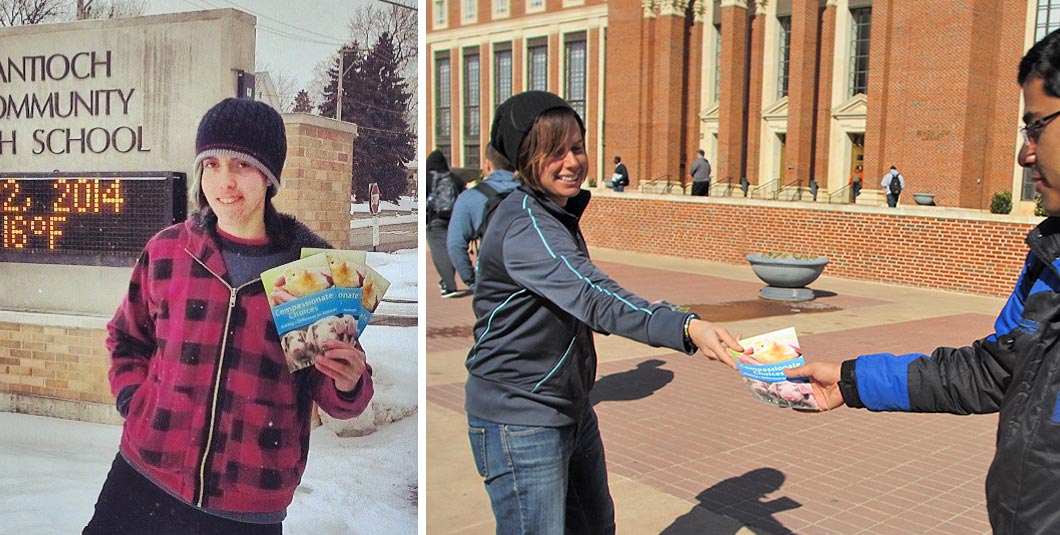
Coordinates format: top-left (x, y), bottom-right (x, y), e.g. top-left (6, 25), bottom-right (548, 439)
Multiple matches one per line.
top-left (1, 178), bottom-right (125, 250)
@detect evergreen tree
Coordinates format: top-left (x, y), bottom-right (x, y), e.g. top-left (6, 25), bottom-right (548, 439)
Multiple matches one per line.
top-left (291, 89), bottom-right (313, 113)
top-left (349, 32), bottom-right (414, 202)
top-left (318, 35), bottom-right (413, 202)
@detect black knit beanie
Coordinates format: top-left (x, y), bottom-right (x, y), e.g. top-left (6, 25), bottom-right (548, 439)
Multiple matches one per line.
top-left (193, 98), bottom-right (287, 190)
top-left (489, 91), bottom-right (585, 170)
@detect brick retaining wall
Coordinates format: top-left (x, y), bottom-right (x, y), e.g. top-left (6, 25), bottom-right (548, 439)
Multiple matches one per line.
top-left (580, 192), bottom-right (1041, 297)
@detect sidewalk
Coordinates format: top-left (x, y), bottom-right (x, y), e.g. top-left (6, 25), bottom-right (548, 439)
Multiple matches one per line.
top-left (426, 247), bottom-right (1002, 534)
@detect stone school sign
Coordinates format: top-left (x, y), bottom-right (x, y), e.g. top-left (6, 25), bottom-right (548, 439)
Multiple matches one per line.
top-left (0, 9), bottom-right (255, 314)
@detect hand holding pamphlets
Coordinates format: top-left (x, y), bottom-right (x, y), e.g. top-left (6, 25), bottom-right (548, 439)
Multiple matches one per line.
top-left (261, 249), bottom-right (390, 373)
top-left (729, 327), bottom-right (820, 410)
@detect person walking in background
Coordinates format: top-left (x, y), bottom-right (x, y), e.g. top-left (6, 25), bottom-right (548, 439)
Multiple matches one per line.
top-left (881, 165), bottom-right (904, 207)
top-left (446, 144), bottom-right (518, 293)
top-left (848, 164), bottom-right (863, 202)
top-left (466, 90), bottom-right (743, 535)
top-left (426, 149), bottom-right (464, 297)
top-left (784, 28), bottom-right (1060, 535)
top-left (690, 149), bottom-right (711, 196)
top-left (611, 156), bottom-right (629, 192)
top-left (83, 98), bottom-right (374, 535)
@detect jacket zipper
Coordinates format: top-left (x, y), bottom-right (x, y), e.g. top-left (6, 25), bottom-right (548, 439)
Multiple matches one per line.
top-left (185, 249), bottom-right (260, 508)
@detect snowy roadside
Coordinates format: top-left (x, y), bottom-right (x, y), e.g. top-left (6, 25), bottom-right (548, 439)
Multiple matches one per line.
top-left (0, 249), bottom-right (419, 534)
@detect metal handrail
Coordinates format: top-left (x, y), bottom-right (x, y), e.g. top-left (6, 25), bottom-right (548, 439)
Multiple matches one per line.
top-left (749, 178), bottom-right (780, 199)
top-left (711, 176), bottom-right (736, 197)
top-left (779, 178), bottom-right (803, 201)
top-left (638, 173), bottom-right (674, 193)
top-left (828, 183), bottom-right (853, 204)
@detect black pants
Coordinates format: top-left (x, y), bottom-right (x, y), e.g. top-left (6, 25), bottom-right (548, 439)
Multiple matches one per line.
top-left (887, 193), bottom-right (899, 207)
top-left (427, 218), bottom-right (457, 292)
top-left (83, 453), bottom-right (282, 535)
top-left (691, 181), bottom-right (710, 196)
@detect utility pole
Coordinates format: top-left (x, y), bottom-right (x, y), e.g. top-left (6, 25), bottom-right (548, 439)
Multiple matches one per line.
top-left (337, 48), bottom-right (344, 122)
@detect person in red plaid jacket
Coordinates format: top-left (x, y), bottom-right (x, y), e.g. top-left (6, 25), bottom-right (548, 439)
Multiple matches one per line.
top-left (83, 98), bottom-right (374, 535)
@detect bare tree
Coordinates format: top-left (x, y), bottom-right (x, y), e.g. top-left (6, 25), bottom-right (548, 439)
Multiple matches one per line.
top-left (0, 0), bottom-right (67, 26)
top-left (76, 0), bottom-right (145, 20)
top-left (346, 3), bottom-right (417, 127)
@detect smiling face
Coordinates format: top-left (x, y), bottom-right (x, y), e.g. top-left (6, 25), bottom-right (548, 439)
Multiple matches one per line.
top-left (537, 122), bottom-right (588, 207)
top-left (200, 155), bottom-right (270, 238)
top-left (1020, 77), bottom-right (1060, 216)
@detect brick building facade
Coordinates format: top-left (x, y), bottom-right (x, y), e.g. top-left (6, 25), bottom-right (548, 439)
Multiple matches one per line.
top-left (427, 0), bottom-right (1050, 212)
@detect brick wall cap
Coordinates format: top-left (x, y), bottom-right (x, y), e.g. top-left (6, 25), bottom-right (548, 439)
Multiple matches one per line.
top-left (282, 113), bottom-right (359, 137)
top-left (0, 311), bottom-right (108, 330)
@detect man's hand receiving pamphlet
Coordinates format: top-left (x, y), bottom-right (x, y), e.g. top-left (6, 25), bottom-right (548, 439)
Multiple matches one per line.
top-left (261, 249), bottom-right (390, 373)
top-left (728, 327), bottom-right (820, 410)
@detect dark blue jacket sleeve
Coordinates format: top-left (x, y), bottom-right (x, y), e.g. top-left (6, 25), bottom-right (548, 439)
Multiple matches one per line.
top-left (501, 203), bottom-right (688, 352)
top-left (852, 258), bottom-right (1035, 414)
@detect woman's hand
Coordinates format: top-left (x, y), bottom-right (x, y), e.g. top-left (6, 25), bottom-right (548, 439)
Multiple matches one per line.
top-left (314, 339), bottom-right (368, 392)
top-left (688, 319), bottom-right (744, 370)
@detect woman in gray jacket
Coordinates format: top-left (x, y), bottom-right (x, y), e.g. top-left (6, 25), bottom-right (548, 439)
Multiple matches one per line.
top-left (465, 91), bottom-right (742, 535)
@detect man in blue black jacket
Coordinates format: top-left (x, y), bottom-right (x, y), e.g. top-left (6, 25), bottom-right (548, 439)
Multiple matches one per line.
top-left (446, 144), bottom-right (518, 291)
top-left (786, 28), bottom-right (1060, 535)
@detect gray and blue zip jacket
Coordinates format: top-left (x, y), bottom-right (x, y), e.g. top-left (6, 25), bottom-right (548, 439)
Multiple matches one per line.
top-left (464, 186), bottom-right (694, 427)
top-left (839, 217), bottom-right (1060, 534)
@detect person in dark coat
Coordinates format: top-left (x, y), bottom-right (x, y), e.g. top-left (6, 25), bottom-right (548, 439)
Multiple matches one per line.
top-left (426, 149), bottom-right (463, 297)
top-left (465, 90), bottom-right (743, 534)
top-left (786, 28), bottom-right (1060, 535)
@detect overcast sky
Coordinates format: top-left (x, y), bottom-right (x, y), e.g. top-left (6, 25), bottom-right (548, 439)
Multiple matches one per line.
top-left (143, 0), bottom-right (381, 95)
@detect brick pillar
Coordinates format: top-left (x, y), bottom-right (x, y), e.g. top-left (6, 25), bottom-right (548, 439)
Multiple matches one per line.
top-left (649, 0), bottom-right (692, 186)
top-left (785, 0), bottom-right (820, 187)
top-left (685, 0), bottom-right (706, 188)
top-left (604, 0), bottom-right (649, 187)
top-left (814, 2), bottom-right (837, 190)
top-left (718, 0), bottom-right (749, 185)
top-left (862, 0), bottom-right (892, 188)
top-left (745, 2), bottom-right (766, 185)
top-left (276, 114), bottom-right (358, 248)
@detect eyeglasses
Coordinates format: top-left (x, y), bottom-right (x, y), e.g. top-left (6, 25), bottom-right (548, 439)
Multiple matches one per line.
top-left (1021, 109), bottom-right (1060, 145)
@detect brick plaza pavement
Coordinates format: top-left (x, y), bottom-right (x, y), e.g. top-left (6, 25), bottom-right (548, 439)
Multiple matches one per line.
top-left (426, 247), bottom-right (1005, 534)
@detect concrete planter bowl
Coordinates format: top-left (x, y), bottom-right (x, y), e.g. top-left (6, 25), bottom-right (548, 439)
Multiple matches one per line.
top-left (913, 193), bottom-right (936, 206)
top-left (746, 253), bottom-right (830, 301)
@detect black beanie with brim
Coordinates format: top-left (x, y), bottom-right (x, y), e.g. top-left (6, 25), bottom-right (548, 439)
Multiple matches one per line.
top-left (489, 91), bottom-right (585, 170)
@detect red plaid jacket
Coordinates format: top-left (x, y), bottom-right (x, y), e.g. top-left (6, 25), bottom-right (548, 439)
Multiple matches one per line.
top-left (107, 213), bottom-right (374, 515)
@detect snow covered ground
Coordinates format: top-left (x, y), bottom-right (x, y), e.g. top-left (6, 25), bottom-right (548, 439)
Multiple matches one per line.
top-left (0, 249), bottom-right (420, 534)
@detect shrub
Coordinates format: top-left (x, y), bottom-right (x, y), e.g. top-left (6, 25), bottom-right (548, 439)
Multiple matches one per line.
top-left (1036, 194), bottom-right (1047, 217)
top-left (588, 177), bottom-right (597, 188)
top-left (990, 190), bottom-right (1012, 214)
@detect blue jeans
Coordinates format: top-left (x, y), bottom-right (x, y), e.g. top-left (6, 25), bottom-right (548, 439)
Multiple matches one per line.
top-left (468, 408), bottom-right (615, 535)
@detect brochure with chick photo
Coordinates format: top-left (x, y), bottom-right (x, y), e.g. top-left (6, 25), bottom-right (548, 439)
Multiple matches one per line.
top-left (261, 250), bottom-right (385, 373)
top-left (728, 327), bottom-right (820, 410)
top-left (299, 248), bottom-right (391, 331)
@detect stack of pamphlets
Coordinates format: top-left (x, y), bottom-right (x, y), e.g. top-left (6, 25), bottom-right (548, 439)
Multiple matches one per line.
top-left (729, 327), bottom-right (820, 410)
top-left (261, 249), bottom-right (391, 372)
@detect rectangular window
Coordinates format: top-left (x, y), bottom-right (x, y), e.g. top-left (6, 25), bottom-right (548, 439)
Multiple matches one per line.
top-left (777, 16), bottom-right (791, 99)
top-left (565, 35), bottom-right (587, 121)
top-left (713, 24), bottom-right (721, 103)
top-left (434, 0), bottom-right (447, 26)
top-left (494, 46), bottom-right (513, 108)
top-left (435, 55), bottom-right (452, 162)
top-left (1037, 0), bottom-right (1060, 41)
top-left (528, 42), bottom-right (548, 91)
top-left (527, 0), bottom-right (544, 12)
top-left (849, 7), bottom-right (872, 96)
top-left (493, 0), bottom-right (509, 17)
top-left (464, 52), bottom-right (481, 168)
top-left (463, 0), bottom-right (476, 22)
top-left (1023, 168), bottom-right (1036, 201)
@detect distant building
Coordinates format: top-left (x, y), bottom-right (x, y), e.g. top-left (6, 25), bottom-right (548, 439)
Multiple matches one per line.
top-left (426, 0), bottom-right (1049, 212)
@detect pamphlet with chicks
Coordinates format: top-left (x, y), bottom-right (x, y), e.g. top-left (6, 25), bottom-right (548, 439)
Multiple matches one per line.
top-left (261, 249), bottom-right (390, 373)
top-left (729, 327), bottom-right (819, 410)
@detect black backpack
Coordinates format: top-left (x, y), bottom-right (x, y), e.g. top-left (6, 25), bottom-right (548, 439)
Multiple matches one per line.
top-left (888, 174), bottom-right (902, 195)
top-left (430, 171), bottom-right (459, 219)
top-left (471, 182), bottom-right (510, 242)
